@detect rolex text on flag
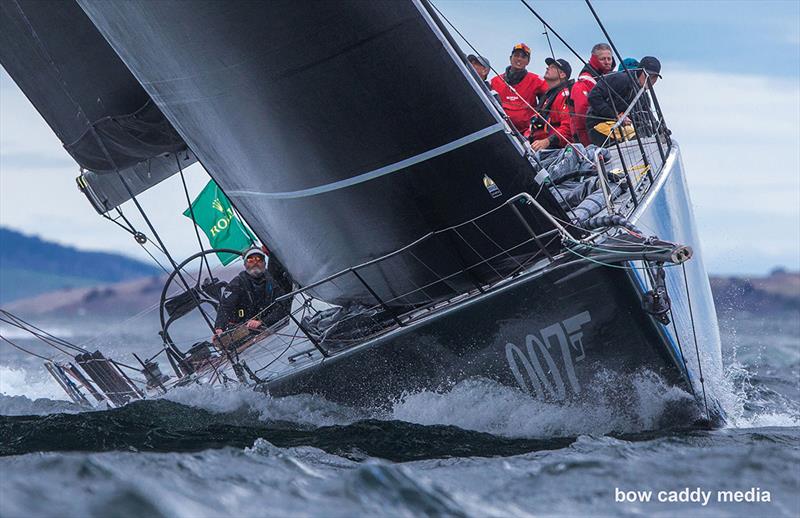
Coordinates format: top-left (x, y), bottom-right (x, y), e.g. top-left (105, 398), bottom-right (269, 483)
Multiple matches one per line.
top-left (183, 180), bottom-right (255, 265)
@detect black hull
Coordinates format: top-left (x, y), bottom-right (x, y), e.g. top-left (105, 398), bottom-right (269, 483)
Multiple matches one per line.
top-left (260, 143), bottom-right (724, 426)
top-left (264, 260), bottom-right (688, 409)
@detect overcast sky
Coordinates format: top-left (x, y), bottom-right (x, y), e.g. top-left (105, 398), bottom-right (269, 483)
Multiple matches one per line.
top-left (1, 0), bottom-right (798, 275)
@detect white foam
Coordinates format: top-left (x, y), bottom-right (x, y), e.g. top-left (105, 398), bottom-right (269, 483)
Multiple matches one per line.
top-left (739, 411), bottom-right (800, 428)
top-left (162, 384), bottom-right (365, 427)
top-left (154, 368), bottom-right (703, 438)
top-left (0, 365), bottom-right (63, 400)
top-left (716, 358), bottom-right (800, 429)
top-left (0, 365), bottom-right (81, 415)
top-left (389, 372), bottom-right (695, 438)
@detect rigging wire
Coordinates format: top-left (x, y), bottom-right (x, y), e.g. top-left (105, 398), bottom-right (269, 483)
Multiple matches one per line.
top-left (177, 156), bottom-right (214, 281)
top-left (0, 334), bottom-right (52, 361)
top-left (517, 0), bottom-right (635, 110)
top-left (427, 0), bottom-right (662, 229)
top-left (95, 147), bottom-right (215, 333)
top-left (0, 326), bottom-right (71, 358)
top-left (0, 310), bottom-right (86, 354)
top-left (583, 0), bottom-right (637, 86)
top-left (682, 262), bottom-right (711, 421)
top-left (138, 242), bottom-right (172, 275)
top-left (98, 205), bottom-right (172, 275)
top-left (582, 0), bottom-right (664, 148)
top-left (542, 23), bottom-right (556, 61)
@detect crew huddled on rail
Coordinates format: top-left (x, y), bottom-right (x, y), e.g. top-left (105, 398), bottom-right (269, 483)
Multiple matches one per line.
top-left (469, 41), bottom-right (662, 150)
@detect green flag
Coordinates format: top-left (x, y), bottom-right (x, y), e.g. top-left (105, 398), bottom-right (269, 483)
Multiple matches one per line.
top-left (183, 180), bottom-right (256, 265)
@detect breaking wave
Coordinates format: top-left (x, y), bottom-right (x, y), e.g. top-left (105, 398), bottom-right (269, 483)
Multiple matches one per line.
top-left (145, 369), bottom-right (699, 439)
top-left (1, 355), bottom-right (796, 459)
top-left (388, 371), bottom-right (697, 438)
top-left (0, 366), bottom-right (76, 416)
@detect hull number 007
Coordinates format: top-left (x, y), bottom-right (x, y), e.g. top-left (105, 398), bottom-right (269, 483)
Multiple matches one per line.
top-left (505, 311), bottom-right (591, 400)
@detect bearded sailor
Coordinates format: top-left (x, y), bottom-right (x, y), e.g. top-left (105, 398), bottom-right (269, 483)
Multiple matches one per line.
top-left (213, 246), bottom-right (285, 338)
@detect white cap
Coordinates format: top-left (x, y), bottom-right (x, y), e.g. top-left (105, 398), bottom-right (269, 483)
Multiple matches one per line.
top-left (243, 246), bottom-right (266, 261)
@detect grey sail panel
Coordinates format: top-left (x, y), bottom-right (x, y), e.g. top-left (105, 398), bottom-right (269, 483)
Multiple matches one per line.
top-left (79, 0), bottom-right (565, 304)
top-left (0, 0), bottom-right (194, 213)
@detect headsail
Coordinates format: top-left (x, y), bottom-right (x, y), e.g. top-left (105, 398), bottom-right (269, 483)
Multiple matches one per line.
top-left (78, 0), bottom-right (566, 305)
top-left (0, 0), bottom-right (195, 213)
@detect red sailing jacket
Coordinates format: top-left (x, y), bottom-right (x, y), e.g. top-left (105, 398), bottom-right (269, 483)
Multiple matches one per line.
top-left (490, 72), bottom-right (548, 134)
top-left (570, 70), bottom-right (598, 146)
top-left (530, 82), bottom-right (573, 148)
top-left (569, 55), bottom-right (612, 146)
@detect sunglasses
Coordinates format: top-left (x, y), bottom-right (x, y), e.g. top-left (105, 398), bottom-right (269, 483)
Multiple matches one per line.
top-left (512, 44), bottom-right (530, 55)
top-left (246, 255), bottom-right (265, 263)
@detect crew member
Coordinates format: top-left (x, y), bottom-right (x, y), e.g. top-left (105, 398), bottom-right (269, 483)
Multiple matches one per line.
top-left (467, 54), bottom-right (491, 83)
top-left (213, 246), bottom-right (285, 337)
top-left (585, 56), bottom-right (662, 147)
top-left (569, 43), bottom-right (615, 146)
top-left (529, 58), bottom-right (573, 151)
top-left (618, 57), bottom-right (639, 72)
top-left (490, 43), bottom-right (548, 134)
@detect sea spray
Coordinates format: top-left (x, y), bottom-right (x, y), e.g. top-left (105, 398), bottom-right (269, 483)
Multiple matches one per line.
top-left (389, 371), bottom-right (697, 438)
top-left (0, 365), bottom-right (65, 401)
top-left (162, 383), bottom-right (366, 427)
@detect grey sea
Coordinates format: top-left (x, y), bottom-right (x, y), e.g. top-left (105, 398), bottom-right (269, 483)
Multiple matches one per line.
top-left (1, 308), bottom-right (798, 518)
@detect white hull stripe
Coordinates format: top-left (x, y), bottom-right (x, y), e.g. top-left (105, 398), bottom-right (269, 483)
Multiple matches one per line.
top-left (229, 123), bottom-right (505, 200)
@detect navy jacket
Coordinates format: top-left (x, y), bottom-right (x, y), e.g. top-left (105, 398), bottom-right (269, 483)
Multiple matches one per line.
top-left (214, 270), bottom-right (285, 330)
top-left (586, 71), bottom-right (655, 136)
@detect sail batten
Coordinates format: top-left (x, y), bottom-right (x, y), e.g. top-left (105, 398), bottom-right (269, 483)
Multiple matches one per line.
top-left (228, 123), bottom-right (506, 200)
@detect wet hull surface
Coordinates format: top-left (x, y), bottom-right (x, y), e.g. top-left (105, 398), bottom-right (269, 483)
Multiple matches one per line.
top-left (265, 262), bottom-right (688, 410)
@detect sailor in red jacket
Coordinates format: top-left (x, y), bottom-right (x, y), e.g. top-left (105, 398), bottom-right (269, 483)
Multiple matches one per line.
top-left (490, 43), bottom-right (548, 134)
top-left (530, 58), bottom-right (573, 151)
top-left (569, 43), bottom-right (615, 146)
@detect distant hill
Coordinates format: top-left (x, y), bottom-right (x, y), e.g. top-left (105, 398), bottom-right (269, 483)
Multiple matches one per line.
top-left (2, 275), bottom-right (166, 318)
top-left (3, 253), bottom-right (797, 320)
top-left (710, 268), bottom-right (800, 313)
top-left (0, 227), bottom-right (159, 304)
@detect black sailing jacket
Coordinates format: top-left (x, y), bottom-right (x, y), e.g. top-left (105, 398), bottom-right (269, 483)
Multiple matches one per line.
top-left (585, 71), bottom-right (655, 136)
top-left (214, 270), bottom-right (286, 330)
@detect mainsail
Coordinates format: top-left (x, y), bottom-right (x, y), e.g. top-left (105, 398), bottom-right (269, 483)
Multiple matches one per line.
top-left (0, 0), bottom-right (195, 213)
top-left (77, 0), bottom-right (565, 305)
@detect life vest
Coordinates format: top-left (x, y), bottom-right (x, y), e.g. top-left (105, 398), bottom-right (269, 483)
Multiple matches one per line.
top-left (530, 81), bottom-right (574, 147)
top-left (490, 72), bottom-right (547, 133)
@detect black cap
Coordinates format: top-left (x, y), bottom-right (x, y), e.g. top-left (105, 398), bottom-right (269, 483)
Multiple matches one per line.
top-left (467, 54), bottom-right (491, 69)
top-left (545, 57), bottom-right (572, 78)
top-left (639, 56), bottom-right (662, 77)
